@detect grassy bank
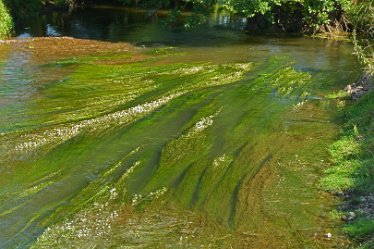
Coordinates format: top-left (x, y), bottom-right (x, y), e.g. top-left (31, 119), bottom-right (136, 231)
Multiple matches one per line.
top-left (322, 72), bottom-right (374, 248)
top-left (0, 0), bottom-right (12, 38)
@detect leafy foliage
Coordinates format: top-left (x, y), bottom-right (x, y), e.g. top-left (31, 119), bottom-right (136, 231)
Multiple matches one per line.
top-left (2, 0), bottom-right (373, 34)
top-left (0, 0), bottom-right (12, 38)
top-left (344, 0), bottom-right (373, 36)
top-left (131, 0), bottom-right (372, 33)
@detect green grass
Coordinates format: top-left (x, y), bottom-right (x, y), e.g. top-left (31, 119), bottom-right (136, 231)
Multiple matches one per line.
top-left (325, 90), bottom-right (350, 99)
top-left (322, 90), bottom-right (374, 193)
top-left (356, 239), bottom-right (374, 249)
top-left (328, 137), bottom-right (361, 163)
top-left (345, 219), bottom-right (374, 241)
top-left (321, 82), bottom-right (374, 248)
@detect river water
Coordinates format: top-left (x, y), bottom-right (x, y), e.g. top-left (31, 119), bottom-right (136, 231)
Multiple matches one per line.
top-left (0, 6), bottom-right (360, 249)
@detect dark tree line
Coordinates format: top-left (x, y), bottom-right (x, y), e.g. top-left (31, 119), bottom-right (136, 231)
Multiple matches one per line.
top-left (1, 0), bottom-right (373, 37)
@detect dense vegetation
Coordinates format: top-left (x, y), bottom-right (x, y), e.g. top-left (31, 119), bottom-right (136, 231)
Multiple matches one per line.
top-left (102, 0), bottom-right (374, 35)
top-left (0, 0), bottom-right (12, 38)
top-left (0, 0), bottom-right (372, 37)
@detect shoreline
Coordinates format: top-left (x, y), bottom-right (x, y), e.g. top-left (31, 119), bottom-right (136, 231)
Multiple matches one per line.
top-left (322, 72), bottom-right (374, 248)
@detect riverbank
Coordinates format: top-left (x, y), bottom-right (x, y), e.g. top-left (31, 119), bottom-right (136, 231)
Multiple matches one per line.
top-left (322, 73), bottom-right (374, 248)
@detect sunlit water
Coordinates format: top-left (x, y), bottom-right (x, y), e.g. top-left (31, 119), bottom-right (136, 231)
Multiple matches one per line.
top-left (0, 6), bottom-right (361, 249)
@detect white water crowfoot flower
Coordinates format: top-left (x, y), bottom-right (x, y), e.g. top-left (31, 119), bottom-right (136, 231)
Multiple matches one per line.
top-left (116, 161), bottom-right (141, 189)
top-left (131, 187), bottom-right (168, 207)
top-left (212, 154), bottom-right (232, 169)
top-left (33, 200), bottom-right (120, 248)
top-left (162, 65), bottom-right (206, 76)
top-left (186, 108), bottom-right (222, 137)
top-left (14, 92), bottom-right (184, 153)
top-left (195, 117), bottom-right (213, 131)
top-left (109, 188), bottom-right (118, 200)
top-left (104, 148), bottom-right (141, 177)
top-left (293, 100), bottom-right (307, 110)
top-left (131, 193), bottom-right (143, 207)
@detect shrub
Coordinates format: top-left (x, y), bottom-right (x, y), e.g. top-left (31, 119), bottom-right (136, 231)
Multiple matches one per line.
top-left (0, 0), bottom-right (12, 38)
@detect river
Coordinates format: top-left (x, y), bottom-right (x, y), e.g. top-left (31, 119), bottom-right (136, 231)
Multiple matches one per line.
top-left (0, 5), bottom-right (360, 249)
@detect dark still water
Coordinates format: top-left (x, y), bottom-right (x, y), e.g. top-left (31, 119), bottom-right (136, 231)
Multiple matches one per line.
top-left (15, 5), bottom-right (248, 45)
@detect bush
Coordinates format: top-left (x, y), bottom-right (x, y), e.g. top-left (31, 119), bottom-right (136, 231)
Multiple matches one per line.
top-left (345, 0), bottom-right (373, 36)
top-left (0, 0), bottom-right (12, 38)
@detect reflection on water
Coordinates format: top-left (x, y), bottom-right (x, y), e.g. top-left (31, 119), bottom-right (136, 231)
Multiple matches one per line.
top-left (0, 6), bottom-right (362, 249)
top-left (15, 6), bottom-right (249, 44)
